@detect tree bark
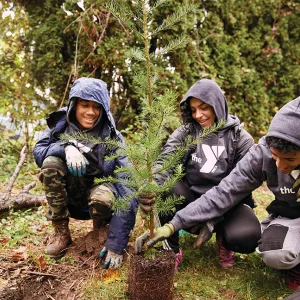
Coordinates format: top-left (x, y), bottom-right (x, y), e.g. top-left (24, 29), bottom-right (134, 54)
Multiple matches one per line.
top-left (0, 182), bottom-right (46, 215)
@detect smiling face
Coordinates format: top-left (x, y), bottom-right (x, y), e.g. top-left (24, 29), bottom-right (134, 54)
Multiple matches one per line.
top-left (189, 97), bottom-right (216, 129)
top-left (270, 147), bottom-right (300, 174)
top-left (75, 98), bottom-right (101, 129)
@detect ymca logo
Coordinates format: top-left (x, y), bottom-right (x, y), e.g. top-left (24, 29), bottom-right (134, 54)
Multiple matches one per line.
top-left (280, 187), bottom-right (295, 194)
top-left (192, 144), bottom-right (225, 173)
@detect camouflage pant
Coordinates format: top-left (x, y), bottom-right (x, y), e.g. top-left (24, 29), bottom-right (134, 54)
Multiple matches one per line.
top-left (40, 156), bottom-right (116, 223)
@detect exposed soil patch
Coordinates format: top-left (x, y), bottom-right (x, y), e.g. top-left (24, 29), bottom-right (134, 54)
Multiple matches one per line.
top-left (0, 219), bottom-right (116, 300)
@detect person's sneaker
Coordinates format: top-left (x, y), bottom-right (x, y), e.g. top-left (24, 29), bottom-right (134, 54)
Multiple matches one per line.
top-left (175, 249), bottom-right (183, 271)
top-left (286, 265), bottom-right (300, 290)
top-left (216, 234), bottom-right (235, 268)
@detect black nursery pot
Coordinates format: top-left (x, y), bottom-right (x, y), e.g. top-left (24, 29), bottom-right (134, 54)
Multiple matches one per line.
top-left (128, 250), bottom-right (176, 300)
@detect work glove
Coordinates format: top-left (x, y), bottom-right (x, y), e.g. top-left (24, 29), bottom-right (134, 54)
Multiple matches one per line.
top-left (65, 145), bottom-right (89, 177)
top-left (192, 220), bottom-right (214, 248)
top-left (138, 193), bottom-right (156, 219)
top-left (100, 246), bottom-right (123, 269)
top-left (134, 223), bottom-right (174, 254)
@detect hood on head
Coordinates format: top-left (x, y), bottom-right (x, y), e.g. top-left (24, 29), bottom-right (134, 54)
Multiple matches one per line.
top-left (180, 79), bottom-right (228, 124)
top-left (67, 77), bottom-right (116, 131)
top-left (267, 96), bottom-right (300, 147)
top-left (69, 77), bottom-right (110, 111)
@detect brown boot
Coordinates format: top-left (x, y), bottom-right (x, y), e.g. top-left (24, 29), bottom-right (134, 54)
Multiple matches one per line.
top-left (93, 219), bottom-right (108, 246)
top-left (45, 219), bottom-right (72, 259)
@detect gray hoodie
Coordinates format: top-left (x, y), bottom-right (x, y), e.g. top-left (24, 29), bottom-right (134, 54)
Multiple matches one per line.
top-left (155, 79), bottom-right (254, 196)
top-left (171, 97), bottom-right (300, 231)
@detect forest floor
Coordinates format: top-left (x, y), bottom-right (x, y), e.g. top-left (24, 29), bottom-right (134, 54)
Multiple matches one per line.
top-left (0, 183), bottom-right (296, 300)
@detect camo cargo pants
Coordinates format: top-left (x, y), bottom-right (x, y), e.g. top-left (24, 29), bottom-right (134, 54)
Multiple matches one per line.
top-left (39, 156), bottom-right (116, 223)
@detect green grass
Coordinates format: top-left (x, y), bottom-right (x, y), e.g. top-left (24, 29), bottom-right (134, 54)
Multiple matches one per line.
top-left (0, 206), bottom-right (49, 249)
top-left (174, 234), bottom-right (291, 299)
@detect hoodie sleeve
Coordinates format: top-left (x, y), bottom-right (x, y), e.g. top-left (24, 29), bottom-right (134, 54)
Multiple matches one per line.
top-left (153, 125), bottom-right (189, 184)
top-left (105, 131), bottom-right (138, 254)
top-left (33, 127), bottom-right (66, 168)
top-left (170, 143), bottom-right (265, 231)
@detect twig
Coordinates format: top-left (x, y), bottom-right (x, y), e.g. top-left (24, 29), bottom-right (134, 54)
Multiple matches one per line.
top-left (22, 271), bottom-right (58, 278)
top-left (48, 278), bottom-right (54, 289)
top-left (4, 146), bottom-right (27, 201)
top-left (87, 66), bottom-right (98, 77)
top-left (68, 279), bottom-right (78, 291)
top-left (83, 11), bottom-right (111, 63)
top-left (73, 23), bottom-right (83, 80)
top-left (1, 162), bottom-right (13, 176)
top-left (59, 72), bottom-right (73, 109)
top-left (5, 138), bottom-right (21, 154)
top-left (21, 181), bottom-right (36, 193)
top-left (45, 293), bottom-right (56, 300)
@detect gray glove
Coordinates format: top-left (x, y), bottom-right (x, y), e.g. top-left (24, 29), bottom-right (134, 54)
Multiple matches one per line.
top-left (65, 145), bottom-right (89, 177)
top-left (100, 247), bottom-right (123, 269)
top-left (193, 221), bottom-right (214, 248)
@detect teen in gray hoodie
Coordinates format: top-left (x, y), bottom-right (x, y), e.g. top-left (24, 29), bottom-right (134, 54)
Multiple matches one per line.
top-left (138, 96), bottom-right (300, 289)
top-left (139, 79), bottom-right (261, 269)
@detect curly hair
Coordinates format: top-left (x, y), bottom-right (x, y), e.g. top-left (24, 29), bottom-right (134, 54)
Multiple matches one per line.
top-left (266, 136), bottom-right (300, 153)
top-left (180, 100), bottom-right (193, 124)
top-left (180, 100), bottom-right (198, 137)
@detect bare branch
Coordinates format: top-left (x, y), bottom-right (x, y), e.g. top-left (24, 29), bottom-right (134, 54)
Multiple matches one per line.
top-left (4, 146), bottom-right (27, 201)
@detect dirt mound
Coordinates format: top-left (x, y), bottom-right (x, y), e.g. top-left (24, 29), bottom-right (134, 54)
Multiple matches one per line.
top-left (0, 224), bottom-right (110, 300)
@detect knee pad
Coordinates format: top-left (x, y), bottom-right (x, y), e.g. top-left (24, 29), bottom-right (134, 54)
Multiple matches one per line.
top-left (257, 224), bottom-right (300, 269)
top-left (89, 184), bottom-right (116, 208)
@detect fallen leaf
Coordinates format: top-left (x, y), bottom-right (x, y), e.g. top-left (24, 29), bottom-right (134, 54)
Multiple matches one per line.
top-left (8, 246), bottom-right (29, 262)
top-left (0, 237), bottom-right (9, 244)
top-left (102, 269), bottom-right (122, 283)
top-left (38, 256), bottom-right (48, 270)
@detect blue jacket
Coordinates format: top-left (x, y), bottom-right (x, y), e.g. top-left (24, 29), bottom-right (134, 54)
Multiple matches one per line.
top-left (33, 77), bottom-right (138, 254)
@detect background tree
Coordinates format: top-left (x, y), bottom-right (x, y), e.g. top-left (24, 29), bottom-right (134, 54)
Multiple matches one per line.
top-left (1, 0), bottom-right (299, 142)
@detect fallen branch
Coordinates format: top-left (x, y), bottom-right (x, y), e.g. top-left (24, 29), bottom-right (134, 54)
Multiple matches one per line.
top-left (22, 270), bottom-right (58, 278)
top-left (0, 182), bottom-right (46, 215)
top-left (4, 146), bottom-right (27, 201)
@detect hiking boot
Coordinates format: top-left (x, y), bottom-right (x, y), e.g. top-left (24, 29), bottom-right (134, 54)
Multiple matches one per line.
top-left (175, 249), bottom-right (183, 271)
top-left (286, 265), bottom-right (300, 290)
top-left (216, 234), bottom-right (235, 268)
top-left (45, 219), bottom-right (72, 259)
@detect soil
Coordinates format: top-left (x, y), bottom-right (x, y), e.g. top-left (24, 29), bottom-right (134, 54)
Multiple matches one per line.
top-left (128, 250), bottom-right (176, 300)
top-left (0, 219), bottom-right (120, 300)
